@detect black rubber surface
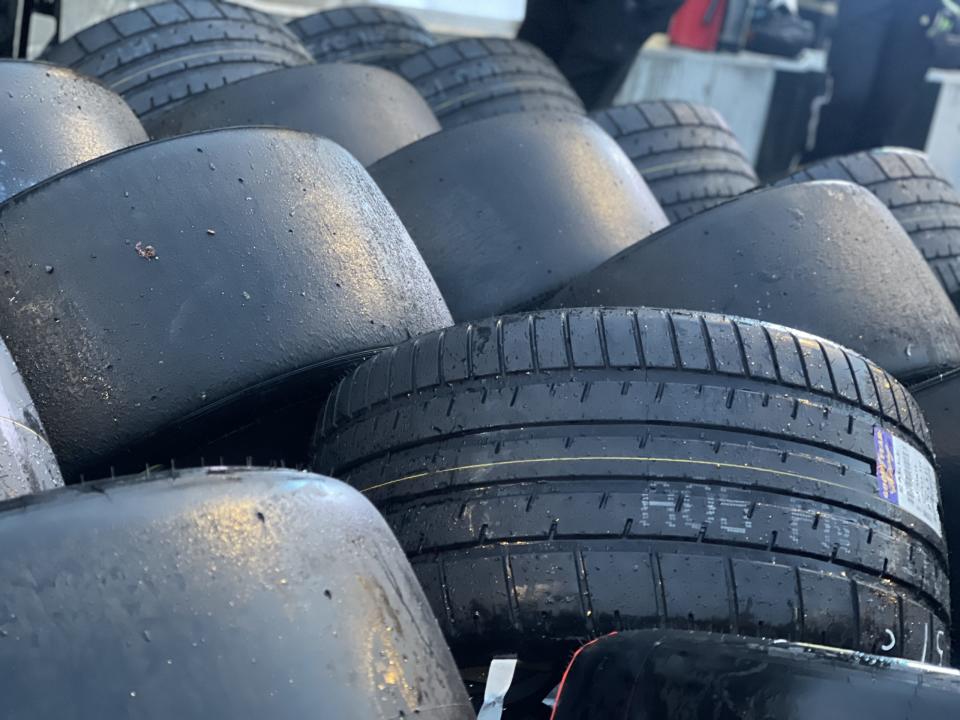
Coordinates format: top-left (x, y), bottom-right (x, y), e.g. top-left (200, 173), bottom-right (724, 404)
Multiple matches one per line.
top-left (543, 181), bottom-right (960, 385)
top-left (313, 307), bottom-right (949, 669)
top-left (910, 369), bottom-right (960, 660)
top-left (146, 63), bottom-right (440, 164)
top-left (368, 112), bottom-right (668, 321)
top-left (0, 127), bottom-right (452, 481)
top-left (0, 467), bottom-right (472, 719)
top-left (40, 0), bottom-right (313, 125)
top-left (395, 37), bottom-right (585, 129)
top-left (778, 148), bottom-right (960, 310)
top-left (552, 630), bottom-right (960, 719)
top-left (592, 100), bottom-right (759, 222)
top-left (0, 60), bottom-right (147, 203)
top-left (288, 5), bottom-right (435, 68)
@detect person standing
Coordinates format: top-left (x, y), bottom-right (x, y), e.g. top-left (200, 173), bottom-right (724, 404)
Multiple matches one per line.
top-left (809, 0), bottom-right (956, 160)
top-left (518, 0), bottom-right (684, 109)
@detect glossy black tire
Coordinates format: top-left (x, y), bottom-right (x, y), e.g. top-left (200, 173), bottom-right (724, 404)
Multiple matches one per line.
top-left (552, 631), bottom-right (960, 719)
top-left (777, 147), bottom-right (960, 310)
top-left (911, 368), bottom-right (960, 660)
top-left (313, 307), bottom-right (949, 669)
top-left (368, 112), bottom-right (668, 321)
top-left (542, 181), bottom-right (960, 385)
top-left (0, 467), bottom-right (472, 719)
top-left (145, 63), bottom-right (440, 165)
top-left (0, 60), bottom-right (147, 203)
top-left (0, 127), bottom-right (451, 481)
top-left (40, 0), bottom-right (313, 125)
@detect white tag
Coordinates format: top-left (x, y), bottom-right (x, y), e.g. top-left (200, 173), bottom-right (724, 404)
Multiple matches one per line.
top-left (874, 427), bottom-right (943, 538)
top-left (477, 658), bottom-right (517, 720)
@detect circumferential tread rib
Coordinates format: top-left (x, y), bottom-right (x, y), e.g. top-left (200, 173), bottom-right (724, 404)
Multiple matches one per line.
top-left (321, 308), bottom-right (929, 447)
top-left (778, 148), bottom-right (960, 300)
top-left (592, 101), bottom-right (758, 222)
top-left (395, 37), bottom-right (584, 127)
top-left (312, 308), bottom-right (945, 665)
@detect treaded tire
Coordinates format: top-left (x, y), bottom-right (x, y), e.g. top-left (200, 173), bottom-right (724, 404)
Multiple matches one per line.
top-left (910, 369), bottom-right (960, 659)
top-left (288, 5), bottom-right (435, 68)
top-left (0, 339), bottom-right (63, 499)
top-left (542, 181), bottom-right (960, 385)
top-left (313, 307), bottom-right (949, 668)
top-left (0, 60), bottom-right (147, 203)
top-left (40, 0), bottom-right (313, 124)
top-left (145, 63), bottom-right (440, 164)
top-left (777, 148), bottom-right (960, 310)
top-left (0, 467), bottom-right (472, 719)
top-left (395, 37), bottom-right (585, 128)
top-left (592, 100), bottom-right (759, 222)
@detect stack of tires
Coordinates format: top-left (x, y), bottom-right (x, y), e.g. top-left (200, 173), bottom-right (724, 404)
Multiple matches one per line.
top-left (0, 1), bottom-right (958, 716)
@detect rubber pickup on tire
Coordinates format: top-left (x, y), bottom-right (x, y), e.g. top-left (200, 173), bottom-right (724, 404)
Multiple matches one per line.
top-left (541, 181), bottom-right (960, 385)
top-left (777, 147), bottom-right (960, 312)
top-left (0, 466), bottom-right (472, 719)
top-left (0, 127), bottom-right (452, 480)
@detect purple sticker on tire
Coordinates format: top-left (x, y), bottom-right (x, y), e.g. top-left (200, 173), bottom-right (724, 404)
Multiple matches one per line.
top-left (874, 426), bottom-right (898, 504)
top-left (873, 426), bottom-right (942, 538)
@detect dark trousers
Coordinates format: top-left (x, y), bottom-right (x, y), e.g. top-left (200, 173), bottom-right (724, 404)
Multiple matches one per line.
top-left (810, 0), bottom-right (942, 160)
top-left (519, 0), bottom-right (684, 109)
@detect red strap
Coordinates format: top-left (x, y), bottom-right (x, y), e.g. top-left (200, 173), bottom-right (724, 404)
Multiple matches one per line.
top-left (549, 633), bottom-right (617, 720)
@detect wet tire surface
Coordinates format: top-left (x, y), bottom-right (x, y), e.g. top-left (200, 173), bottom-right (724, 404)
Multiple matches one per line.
top-left (40, 0), bottom-right (313, 125)
top-left (369, 112), bottom-right (668, 321)
top-left (0, 127), bottom-right (451, 480)
top-left (314, 307), bottom-right (949, 668)
top-left (0, 60), bottom-right (147, 203)
top-left (0, 467), bottom-right (472, 719)
top-left (542, 181), bottom-right (960, 385)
